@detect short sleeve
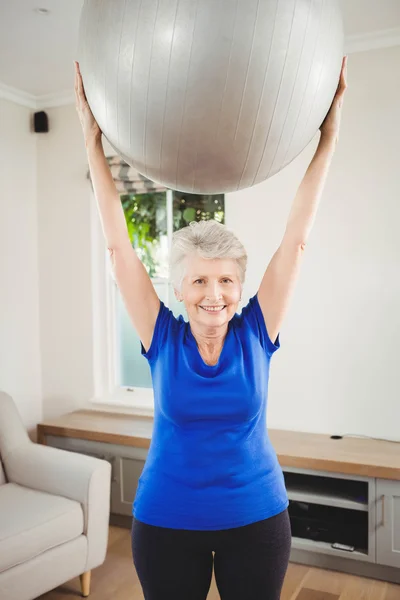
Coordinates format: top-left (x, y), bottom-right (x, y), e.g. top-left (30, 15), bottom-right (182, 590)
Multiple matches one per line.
top-left (239, 294), bottom-right (281, 355)
top-left (141, 301), bottom-right (175, 362)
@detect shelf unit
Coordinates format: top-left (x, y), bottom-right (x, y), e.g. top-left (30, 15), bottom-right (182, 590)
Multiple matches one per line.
top-left (283, 467), bottom-right (374, 562)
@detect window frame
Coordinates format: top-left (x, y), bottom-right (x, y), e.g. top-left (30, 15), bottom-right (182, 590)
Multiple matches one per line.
top-left (89, 187), bottom-right (224, 414)
top-left (89, 189), bottom-right (156, 415)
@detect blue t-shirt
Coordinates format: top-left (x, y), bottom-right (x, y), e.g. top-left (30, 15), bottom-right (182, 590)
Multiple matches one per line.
top-left (132, 294), bottom-right (289, 530)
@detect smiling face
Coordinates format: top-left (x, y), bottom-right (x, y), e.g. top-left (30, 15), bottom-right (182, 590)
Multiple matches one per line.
top-left (176, 253), bottom-right (242, 334)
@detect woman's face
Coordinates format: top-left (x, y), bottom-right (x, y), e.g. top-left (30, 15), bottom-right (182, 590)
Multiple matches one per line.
top-left (176, 254), bottom-right (242, 332)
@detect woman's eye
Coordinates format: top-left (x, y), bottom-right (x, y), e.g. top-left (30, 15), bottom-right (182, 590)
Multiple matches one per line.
top-left (222, 278), bottom-right (232, 284)
top-left (194, 279), bottom-right (204, 284)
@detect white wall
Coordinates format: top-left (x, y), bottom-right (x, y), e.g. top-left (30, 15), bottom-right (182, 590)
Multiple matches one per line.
top-left (227, 46), bottom-right (400, 439)
top-left (34, 44), bottom-right (399, 440)
top-left (36, 105), bottom-right (95, 420)
top-left (0, 99), bottom-right (42, 435)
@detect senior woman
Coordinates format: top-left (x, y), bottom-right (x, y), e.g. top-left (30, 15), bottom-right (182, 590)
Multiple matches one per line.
top-left (75, 58), bottom-right (347, 600)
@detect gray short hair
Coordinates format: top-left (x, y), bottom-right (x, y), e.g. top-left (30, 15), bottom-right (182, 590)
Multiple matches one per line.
top-left (170, 220), bottom-right (247, 290)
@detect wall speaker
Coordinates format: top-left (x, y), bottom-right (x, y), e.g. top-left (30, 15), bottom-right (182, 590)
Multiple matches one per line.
top-left (34, 111), bottom-right (49, 133)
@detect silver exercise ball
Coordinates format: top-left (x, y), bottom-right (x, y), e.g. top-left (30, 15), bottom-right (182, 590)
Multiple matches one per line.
top-left (78, 0), bottom-right (343, 194)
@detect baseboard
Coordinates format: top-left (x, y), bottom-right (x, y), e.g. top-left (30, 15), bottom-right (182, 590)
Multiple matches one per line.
top-left (290, 548), bottom-right (400, 585)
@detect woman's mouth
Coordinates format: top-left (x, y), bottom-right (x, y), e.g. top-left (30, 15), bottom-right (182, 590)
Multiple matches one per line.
top-left (199, 305), bottom-right (226, 312)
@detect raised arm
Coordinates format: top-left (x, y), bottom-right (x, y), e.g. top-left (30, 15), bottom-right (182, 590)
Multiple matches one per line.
top-left (258, 57), bottom-right (348, 344)
top-left (75, 62), bottom-right (159, 351)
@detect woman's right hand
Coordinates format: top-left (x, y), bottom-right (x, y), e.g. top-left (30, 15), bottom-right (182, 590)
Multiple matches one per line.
top-left (74, 61), bottom-right (102, 145)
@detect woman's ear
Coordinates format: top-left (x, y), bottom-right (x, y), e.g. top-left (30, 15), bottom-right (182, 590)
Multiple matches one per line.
top-left (174, 288), bottom-right (183, 302)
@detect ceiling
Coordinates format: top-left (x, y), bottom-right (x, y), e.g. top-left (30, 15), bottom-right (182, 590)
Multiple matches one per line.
top-left (0, 0), bottom-right (399, 102)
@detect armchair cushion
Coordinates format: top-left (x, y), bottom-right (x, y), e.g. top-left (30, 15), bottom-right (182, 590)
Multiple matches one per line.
top-left (0, 483), bottom-right (84, 572)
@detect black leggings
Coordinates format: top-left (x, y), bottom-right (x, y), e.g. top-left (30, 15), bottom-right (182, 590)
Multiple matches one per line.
top-left (131, 508), bottom-right (292, 600)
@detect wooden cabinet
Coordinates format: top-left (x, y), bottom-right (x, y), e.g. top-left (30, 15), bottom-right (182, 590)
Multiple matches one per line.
top-left (376, 479), bottom-right (400, 568)
top-left (110, 456), bottom-right (144, 516)
top-left (37, 411), bottom-right (400, 584)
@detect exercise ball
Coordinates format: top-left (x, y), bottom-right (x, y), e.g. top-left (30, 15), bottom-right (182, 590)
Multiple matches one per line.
top-left (78, 0), bottom-right (343, 194)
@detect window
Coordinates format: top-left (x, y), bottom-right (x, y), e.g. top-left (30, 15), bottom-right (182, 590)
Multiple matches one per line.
top-left (111, 189), bottom-right (225, 391)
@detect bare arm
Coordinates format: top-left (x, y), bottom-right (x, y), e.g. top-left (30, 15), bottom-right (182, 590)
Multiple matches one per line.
top-left (258, 57), bottom-right (348, 343)
top-left (75, 62), bottom-right (159, 351)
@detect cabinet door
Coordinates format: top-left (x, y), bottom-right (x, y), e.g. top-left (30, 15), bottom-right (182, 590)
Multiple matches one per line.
top-left (110, 456), bottom-right (145, 516)
top-left (376, 479), bottom-right (400, 568)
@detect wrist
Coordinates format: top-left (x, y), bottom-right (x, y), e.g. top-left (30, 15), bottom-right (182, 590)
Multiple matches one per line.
top-left (85, 132), bottom-right (102, 151)
top-left (319, 131), bottom-right (337, 151)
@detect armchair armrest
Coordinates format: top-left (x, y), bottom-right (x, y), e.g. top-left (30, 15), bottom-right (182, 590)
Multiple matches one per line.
top-left (5, 442), bottom-right (111, 570)
top-left (0, 392), bottom-right (30, 456)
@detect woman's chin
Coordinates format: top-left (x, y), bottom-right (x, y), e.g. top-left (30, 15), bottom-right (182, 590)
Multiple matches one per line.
top-left (196, 305), bottom-right (234, 324)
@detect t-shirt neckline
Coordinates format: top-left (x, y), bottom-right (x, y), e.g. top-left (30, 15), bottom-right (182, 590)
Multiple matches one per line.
top-left (187, 320), bottom-right (233, 370)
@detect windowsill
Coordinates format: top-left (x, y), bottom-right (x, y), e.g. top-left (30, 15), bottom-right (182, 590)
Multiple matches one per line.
top-left (89, 388), bottom-right (155, 418)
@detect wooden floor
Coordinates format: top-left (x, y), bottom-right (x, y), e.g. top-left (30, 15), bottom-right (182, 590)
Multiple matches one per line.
top-left (40, 525), bottom-right (400, 600)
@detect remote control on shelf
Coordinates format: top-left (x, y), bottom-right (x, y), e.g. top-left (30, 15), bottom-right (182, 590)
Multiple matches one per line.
top-left (331, 542), bottom-right (355, 552)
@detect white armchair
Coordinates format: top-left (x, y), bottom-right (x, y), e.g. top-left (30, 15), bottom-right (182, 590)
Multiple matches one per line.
top-left (0, 391), bottom-right (112, 600)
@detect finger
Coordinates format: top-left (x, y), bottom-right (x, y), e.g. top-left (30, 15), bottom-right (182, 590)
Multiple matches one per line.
top-left (77, 71), bottom-right (86, 102)
top-left (332, 60), bottom-right (344, 97)
top-left (337, 56), bottom-right (346, 85)
top-left (74, 62), bottom-right (82, 95)
top-left (338, 66), bottom-right (347, 94)
top-left (74, 82), bottom-right (80, 109)
top-left (73, 64), bottom-right (83, 112)
top-left (75, 62), bottom-right (90, 106)
top-left (74, 86), bottom-right (80, 108)
top-left (79, 74), bottom-right (89, 104)
top-left (338, 80), bottom-right (346, 96)
top-left (75, 75), bottom-right (81, 107)
top-left (342, 56), bottom-right (348, 83)
top-left (74, 67), bottom-right (82, 102)
top-left (341, 64), bottom-right (347, 86)
top-left (76, 62), bottom-right (84, 85)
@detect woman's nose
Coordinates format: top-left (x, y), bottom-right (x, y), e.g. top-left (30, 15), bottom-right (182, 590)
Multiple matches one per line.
top-left (205, 282), bottom-right (222, 301)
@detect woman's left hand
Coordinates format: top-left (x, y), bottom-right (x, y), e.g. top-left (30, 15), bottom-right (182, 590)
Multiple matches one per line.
top-left (320, 56), bottom-right (348, 144)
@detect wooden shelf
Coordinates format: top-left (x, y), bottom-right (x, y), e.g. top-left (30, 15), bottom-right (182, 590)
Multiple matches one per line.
top-left (287, 486), bottom-right (368, 512)
top-left (291, 536), bottom-right (368, 559)
top-left (37, 409), bottom-right (400, 480)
